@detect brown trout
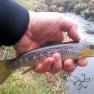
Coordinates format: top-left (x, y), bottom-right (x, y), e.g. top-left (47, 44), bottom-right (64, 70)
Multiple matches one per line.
top-left (0, 13), bottom-right (94, 84)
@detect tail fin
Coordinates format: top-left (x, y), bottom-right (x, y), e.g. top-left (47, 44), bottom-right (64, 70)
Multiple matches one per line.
top-left (0, 60), bottom-right (14, 84)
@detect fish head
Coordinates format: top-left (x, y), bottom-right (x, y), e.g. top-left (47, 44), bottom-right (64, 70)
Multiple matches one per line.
top-left (80, 37), bottom-right (94, 57)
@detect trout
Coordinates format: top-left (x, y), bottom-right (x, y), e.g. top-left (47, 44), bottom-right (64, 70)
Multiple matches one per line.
top-left (0, 13), bottom-right (94, 84)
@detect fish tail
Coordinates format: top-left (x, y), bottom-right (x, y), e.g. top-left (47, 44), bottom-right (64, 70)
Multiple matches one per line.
top-left (0, 59), bottom-right (15, 84)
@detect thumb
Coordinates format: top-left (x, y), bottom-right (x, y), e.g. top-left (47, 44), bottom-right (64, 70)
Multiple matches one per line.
top-left (59, 16), bottom-right (80, 41)
top-left (66, 23), bottom-right (80, 41)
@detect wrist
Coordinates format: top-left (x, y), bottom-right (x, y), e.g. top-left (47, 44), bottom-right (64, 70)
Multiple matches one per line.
top-left (13, 11), bottom-right (32, 53)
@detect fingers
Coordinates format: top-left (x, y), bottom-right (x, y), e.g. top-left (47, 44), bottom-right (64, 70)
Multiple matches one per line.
top-left (75, 58), bottom-right (88, 67)
top-left (34, 57), bottom-right (54, 73)
top-left (67, 24), bottom-right (80, 41)
top-left (34, 53), bottom-right (62, 73)
top-left (59, 16), bottom-right (80, 41)
top-left (49, 53), bottom-right (62, 73)
top-left (63, 59), bottom-right (75, 73)
top-left (33, 53), bottom-right (87, 74)
top-left (62, 58), bottom-right (87, 73)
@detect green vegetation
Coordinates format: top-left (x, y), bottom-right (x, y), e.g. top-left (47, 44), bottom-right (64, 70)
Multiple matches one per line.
top-left (17, 0), bottom-right (94, 20)
top-left (0, 71), bottom-right (53, 94)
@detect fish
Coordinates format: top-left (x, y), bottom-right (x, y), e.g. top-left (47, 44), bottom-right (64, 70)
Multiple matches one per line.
top-left (0, 13), bottom-right (94, 84)
top-left (0, 41), bottom-right (94, 84)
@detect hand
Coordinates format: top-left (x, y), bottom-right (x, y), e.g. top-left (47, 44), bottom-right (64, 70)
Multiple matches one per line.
top-left (13, 12), bottom-right (87, 73)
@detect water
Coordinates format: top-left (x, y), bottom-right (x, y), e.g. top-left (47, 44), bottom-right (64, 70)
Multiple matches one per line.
top-left (65, 57), bottom-right (94, 94)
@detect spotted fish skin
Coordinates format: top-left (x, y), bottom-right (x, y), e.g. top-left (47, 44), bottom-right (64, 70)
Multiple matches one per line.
top-left (11, 41), bottom-right (94, 69)
top-left (0, 41), bottom-right (94, 84)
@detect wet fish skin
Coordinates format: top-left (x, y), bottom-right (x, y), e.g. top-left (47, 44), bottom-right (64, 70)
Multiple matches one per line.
top-left (8, 41), bottom-right (94, 69)
top-left (0, 40), bottom-right (94, 84)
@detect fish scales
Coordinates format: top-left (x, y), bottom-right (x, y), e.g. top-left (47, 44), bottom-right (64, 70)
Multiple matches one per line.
top-left (13, 42), bottom-right (87, 68)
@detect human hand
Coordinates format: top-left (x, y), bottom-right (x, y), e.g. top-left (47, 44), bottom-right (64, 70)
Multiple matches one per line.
top-left (13, 12), bottom-right (87, 73)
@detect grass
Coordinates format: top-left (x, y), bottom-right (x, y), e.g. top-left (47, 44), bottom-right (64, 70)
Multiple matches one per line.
top-left (0, 47), bottom-right (66, 94)
top-left (0, 70), bottom-right (52, 94)
top-left (0, 68), bottom-right (66, 94)
top-left (16, 0), bottom-right (41, 11)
